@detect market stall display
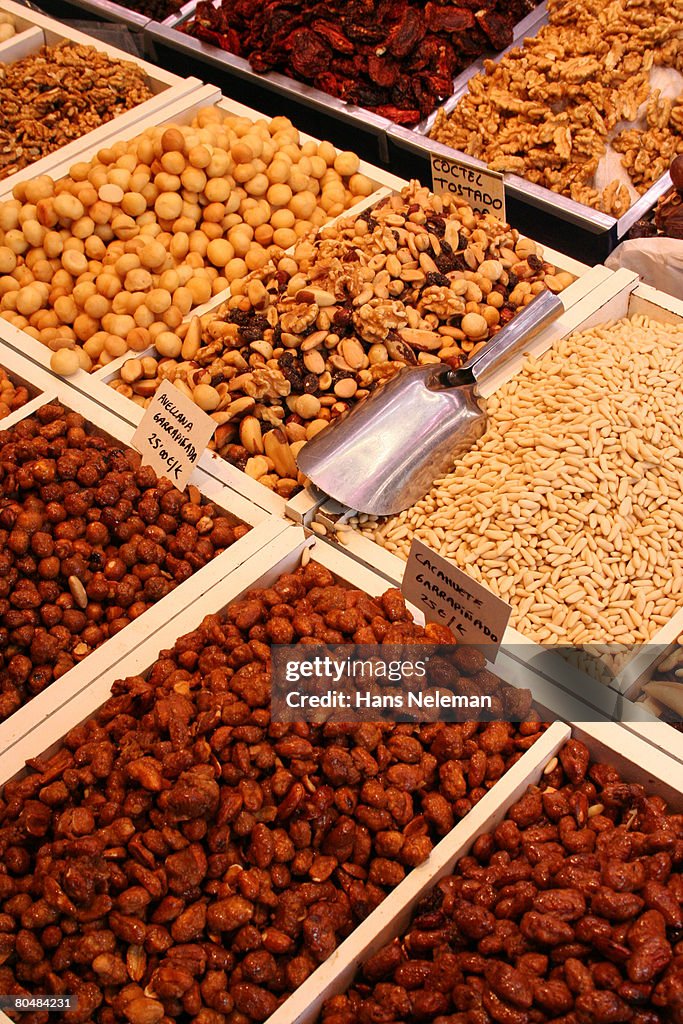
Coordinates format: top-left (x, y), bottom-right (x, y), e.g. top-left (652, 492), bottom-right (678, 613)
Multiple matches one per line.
top-left (0, 4), bottom-right (678, 1022)
top-left (101, 183), bottom-right (581, 503)
top-left (0, 530), bottom-right (551, 1024)
top-left (0, 93), bottom-right (394, 381)
top-left (317, 733), bottom-right (683, 1024)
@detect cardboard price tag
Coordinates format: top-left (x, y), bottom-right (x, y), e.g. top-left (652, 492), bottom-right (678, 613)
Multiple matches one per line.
top-left (132, 380), bottom-right (216, 491)
top-left (431, 152), bottom-right (506, 221)
top-left (402, 538), bottom-right (511, 655)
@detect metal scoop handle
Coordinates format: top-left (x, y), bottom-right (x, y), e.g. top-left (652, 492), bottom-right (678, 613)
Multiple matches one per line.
top-left (446, 289), bottom-right (564, 389)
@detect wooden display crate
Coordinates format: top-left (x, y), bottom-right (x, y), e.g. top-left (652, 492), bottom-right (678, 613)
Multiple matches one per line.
top-left (0, 0), bottom-right (202, 194)
top-left (0, 377), bottom-right (285, 755)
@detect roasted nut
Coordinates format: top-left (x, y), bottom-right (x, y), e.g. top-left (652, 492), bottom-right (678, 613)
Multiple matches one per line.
top-left (0, 402), bottom-right (249, 720)
top-left (0, 563), bottom-right (543, 1019)
top-left (320, 736), bottom-right (682, 1023)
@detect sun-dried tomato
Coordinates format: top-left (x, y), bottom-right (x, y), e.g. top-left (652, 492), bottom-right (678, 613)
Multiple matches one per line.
top-left (286, 27), bottom-right (333, 76)
top-left (387, 7), bottom-right (425, 58)
top-left (425, 4), bottom-right (475, 33)
top-left (311, 20), bottom-right (356, 53)
top-left (475, 8), bottom-right (515, 50)
top-left (183, 0), bottom-right (541, 124)
top-left (367, 54), bottom-right (400, 88)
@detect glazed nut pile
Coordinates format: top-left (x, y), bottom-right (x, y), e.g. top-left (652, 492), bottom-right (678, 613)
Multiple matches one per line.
top-left (0, 562), bottom-right (544, 1024)
top-left (0, 42), bottom-right (154, 181)
top-left (431, 0), bottom-right (683, 216)
top-left (321, 738), bottom-right (683, 1024)
top-left (0, 366), bottom-right (30, 420)
top-left (0, 402), bottom-right (249, 722)
top-left (109, 183), bottom-right (573, 500)
top-left (0, 109), bottom-right (374, 377)
top-left (354, 315), bottom-right (683, 648)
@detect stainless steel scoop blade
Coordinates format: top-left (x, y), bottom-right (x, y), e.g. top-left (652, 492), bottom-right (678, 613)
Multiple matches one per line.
top-left (296, 289), bottom-right (564, 516)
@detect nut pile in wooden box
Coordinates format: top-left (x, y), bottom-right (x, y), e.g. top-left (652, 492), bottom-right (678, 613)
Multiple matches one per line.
top-left (107, 182), bottom-right (575, 500)
top-left (319, 736), bottom-right (683, 1024)
top-left (0, 559), bottom-right (546, 1023)
top-left (0, 400), bottom-right (249, 721)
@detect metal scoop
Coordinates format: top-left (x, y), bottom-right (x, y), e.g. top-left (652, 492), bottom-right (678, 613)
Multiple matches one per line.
top-left (296, 289), bottom-right (564, 516)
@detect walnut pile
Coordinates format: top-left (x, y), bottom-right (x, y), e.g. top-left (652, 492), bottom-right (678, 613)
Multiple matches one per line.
top-left (430, 0), bottom-right (683, 217)
top-left (0, 42), bottom-right (154, 180)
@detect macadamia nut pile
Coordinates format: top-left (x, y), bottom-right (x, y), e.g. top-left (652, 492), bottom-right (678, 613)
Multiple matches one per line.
top-left (0, 107), bottom-right (375, 375)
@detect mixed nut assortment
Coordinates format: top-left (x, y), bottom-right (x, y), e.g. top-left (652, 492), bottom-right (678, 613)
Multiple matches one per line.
top-left (352, 314), bottom-right (683, 657)
top-left (108, 182), bottom-right (574, 499)
top-left (0, 401), bottom-right (249, 722)
top-left (0, 366), bottom-right (30, 420)
top-left (321, 737), bottom-right (683, 1024)
top-left (184, 0), bottom-right (540, 125)
top-left (0, 561), bottom-right (545, 1023)
top-left (0, 42), bottom-right (154, 182)
top-left (0, 107), bottom-right (375, 376)
top-left (431, 0), bottom-right (683, 216)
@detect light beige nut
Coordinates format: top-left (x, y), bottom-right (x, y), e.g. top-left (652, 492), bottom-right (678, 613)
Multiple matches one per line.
top-left (68, 575), bottom-right (88, 609)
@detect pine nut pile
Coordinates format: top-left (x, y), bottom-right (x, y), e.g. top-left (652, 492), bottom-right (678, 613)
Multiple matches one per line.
top-left (352, 315), bottom-right (683, 648)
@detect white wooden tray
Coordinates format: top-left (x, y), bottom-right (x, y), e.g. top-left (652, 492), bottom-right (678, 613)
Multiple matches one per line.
top-left (0, 377), bottom-right (285, 754)
top-left (0, 522), bottom-right (661, 1024)
top-left (300, 273), bottom-right (683, 753)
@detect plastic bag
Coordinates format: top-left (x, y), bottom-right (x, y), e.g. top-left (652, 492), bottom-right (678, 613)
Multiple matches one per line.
top-left (605, 238), bottom-right (683, 298)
